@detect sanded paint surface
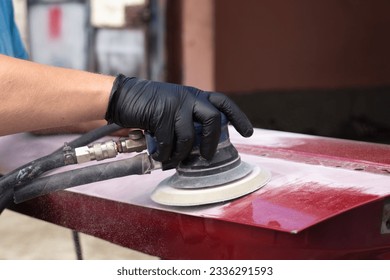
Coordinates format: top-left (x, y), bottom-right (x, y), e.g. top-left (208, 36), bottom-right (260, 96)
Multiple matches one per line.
top-left (1, 128), bottom-right (389, 259)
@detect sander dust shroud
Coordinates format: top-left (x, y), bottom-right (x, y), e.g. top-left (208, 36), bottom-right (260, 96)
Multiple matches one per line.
top-left (149, 114), bottom-right (271, 206)
top-left (1, 115), bottom-right (270, 210)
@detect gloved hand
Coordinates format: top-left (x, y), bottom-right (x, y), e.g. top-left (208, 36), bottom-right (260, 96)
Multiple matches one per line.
top-left (105, 74), bottom-right (253, 166)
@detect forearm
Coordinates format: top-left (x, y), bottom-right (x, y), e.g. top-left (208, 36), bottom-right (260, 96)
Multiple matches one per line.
top-left (0, 54), bottom-right (114, 136)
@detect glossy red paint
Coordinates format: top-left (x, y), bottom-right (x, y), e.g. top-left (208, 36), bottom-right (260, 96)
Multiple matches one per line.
top-left (1, 128), bottom-right (390, 259)
top-left (221, 184), bottom-right (378, 232)
top-left (10, 191), bottom-right (390, 259)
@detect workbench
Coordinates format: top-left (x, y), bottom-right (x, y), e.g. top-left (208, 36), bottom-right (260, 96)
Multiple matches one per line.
top-left (0, 128), bottom-right (389, 259)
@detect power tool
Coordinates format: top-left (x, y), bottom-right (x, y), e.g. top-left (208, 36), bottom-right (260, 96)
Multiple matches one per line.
top-left (3, 116), bottom-right (271, 208)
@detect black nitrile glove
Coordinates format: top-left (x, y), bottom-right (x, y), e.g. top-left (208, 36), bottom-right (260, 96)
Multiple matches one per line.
top-left (105, 75), bottom-right (253, 166)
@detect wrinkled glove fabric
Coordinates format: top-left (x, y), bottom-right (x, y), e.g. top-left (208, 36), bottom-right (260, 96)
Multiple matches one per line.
top-left (105, 75), bottom-right (253, 166)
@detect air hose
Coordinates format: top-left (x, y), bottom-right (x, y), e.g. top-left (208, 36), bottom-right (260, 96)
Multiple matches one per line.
top-left (0, 124), bottom-right (123, 213)
top-left (14, 153), bottom-right (153, 204)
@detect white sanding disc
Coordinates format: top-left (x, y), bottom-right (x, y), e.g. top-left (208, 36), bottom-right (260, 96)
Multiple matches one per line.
top-left (151, 163), bottom-right (271, 206)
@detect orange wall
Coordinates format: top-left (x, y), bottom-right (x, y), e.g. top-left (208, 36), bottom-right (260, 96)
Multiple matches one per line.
top-left (181, 0), bottom-right (215, 91)
top-left (214, 0), bottom-right (390, 92)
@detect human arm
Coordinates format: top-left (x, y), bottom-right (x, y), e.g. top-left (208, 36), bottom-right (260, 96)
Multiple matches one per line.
top-left (0, 54), bottom-right (253, 164)
top-left (0, 54), bottom-right (113, 136)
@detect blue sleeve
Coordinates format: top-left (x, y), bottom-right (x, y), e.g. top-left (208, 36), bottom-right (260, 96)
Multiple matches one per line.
top-left (0, 0), bottom-right (29, 59)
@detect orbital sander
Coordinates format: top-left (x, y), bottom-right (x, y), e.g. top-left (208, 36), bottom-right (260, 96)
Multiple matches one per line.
top-left (8, 115), bottom-right (270, 208)
top-left (149, 114), bottom-right (271, 206)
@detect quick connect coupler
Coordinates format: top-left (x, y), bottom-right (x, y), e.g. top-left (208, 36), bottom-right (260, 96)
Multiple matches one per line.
top-left (74, 130), bottom-right (146, 164)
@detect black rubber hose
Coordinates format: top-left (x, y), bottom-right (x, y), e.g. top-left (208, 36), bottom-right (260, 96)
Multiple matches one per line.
top-left (1, 153), bottom-right (65, 188)
top-left (0, 124), bottom-right (123, 212)
top-left (2, 123), bottom-right (122, 189)
top-left (0, 189), bottom-right (14, 214)
top-left (14, 153), bottom-right (152, 204)
top-left (55, 123), bottom-right (122, 151)
top-left (0, 153), bottom-right (66, 212)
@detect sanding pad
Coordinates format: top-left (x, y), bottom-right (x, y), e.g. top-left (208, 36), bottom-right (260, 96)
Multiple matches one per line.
top-left (151, 162), bottom-right (271, 206)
